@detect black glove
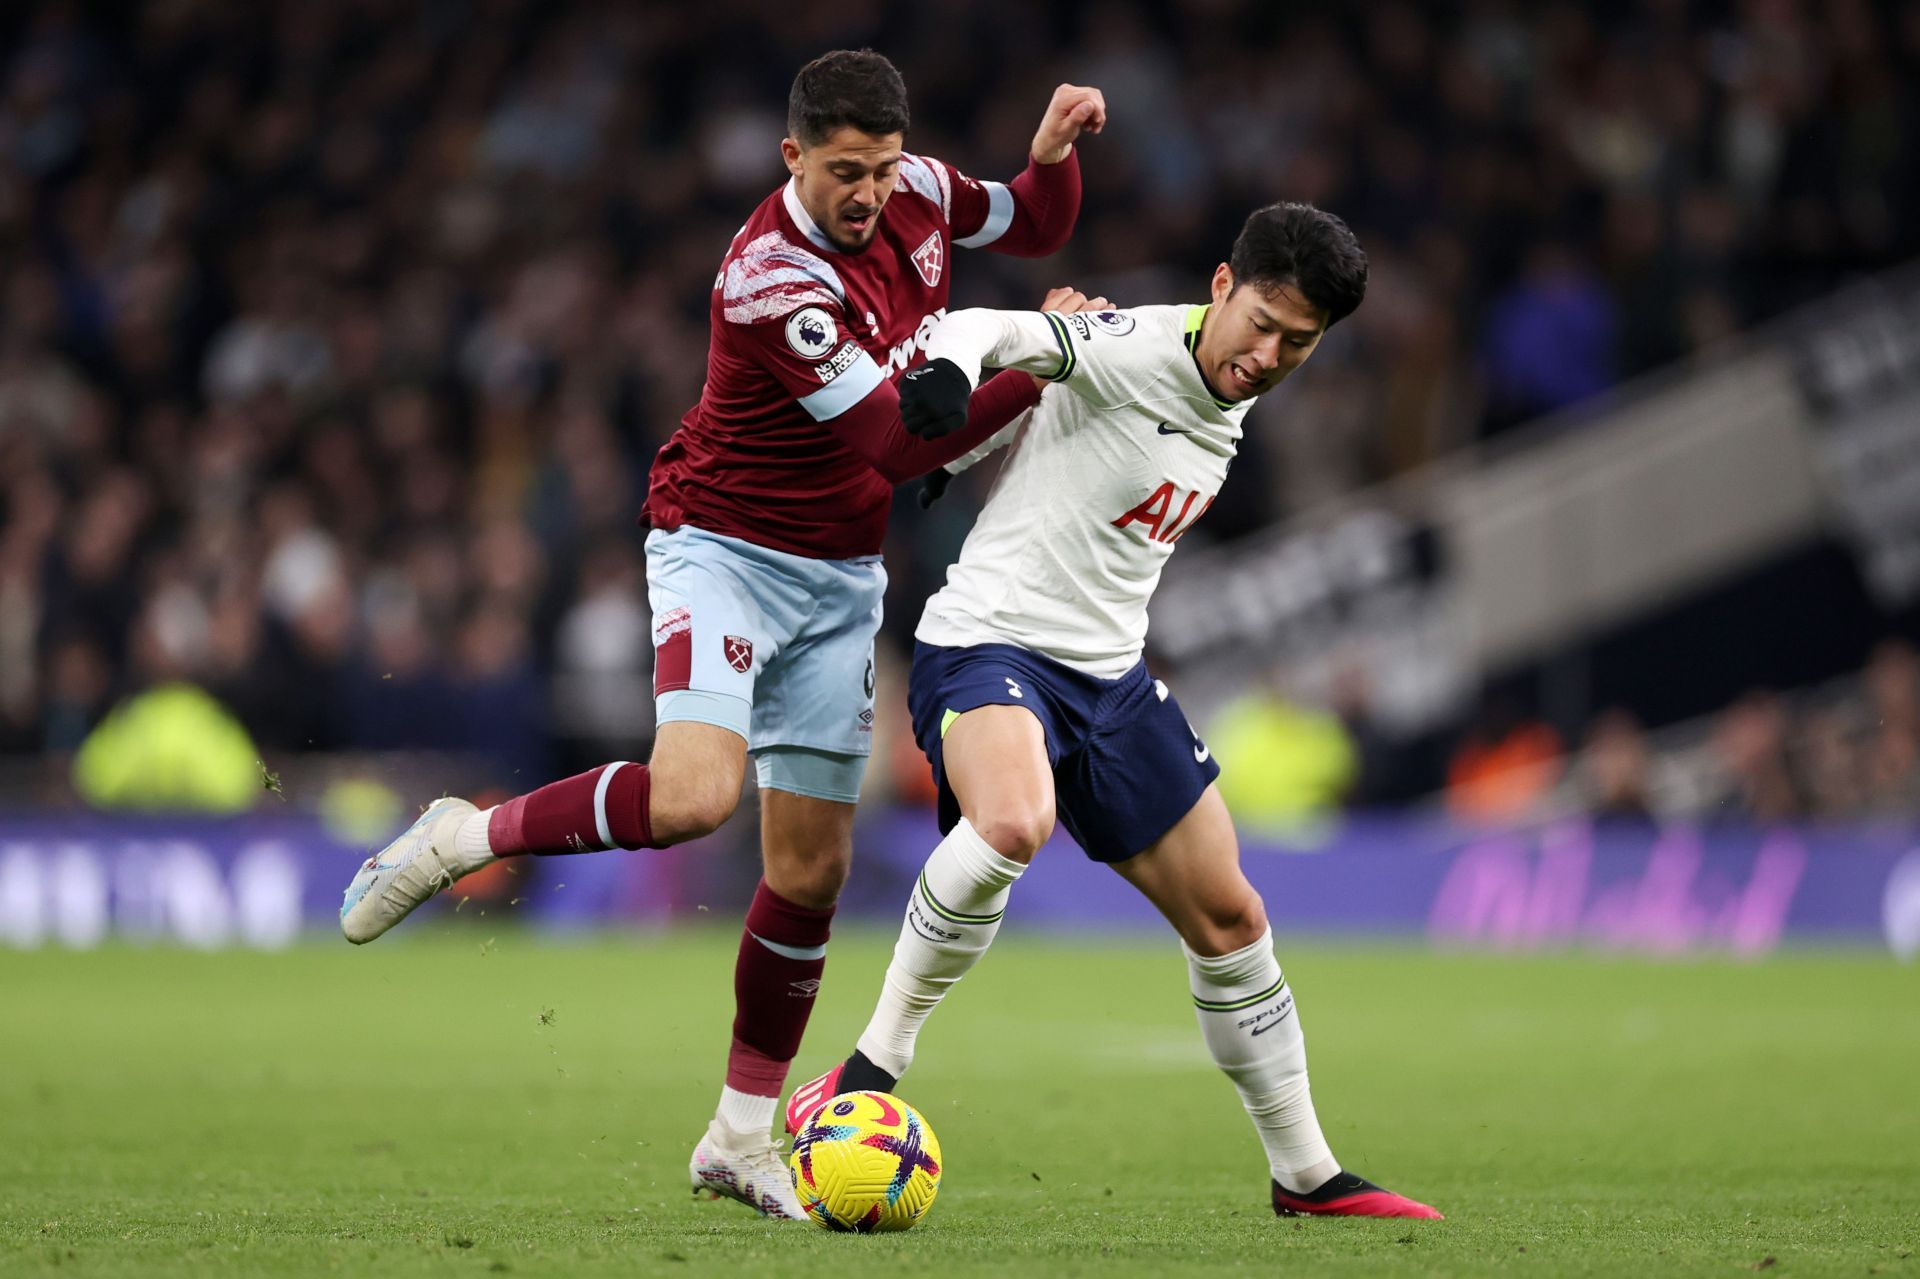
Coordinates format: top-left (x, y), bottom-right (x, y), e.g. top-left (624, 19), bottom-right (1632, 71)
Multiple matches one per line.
top-left (899, 357), bottom-right (972, 439)
top-left (917, 468), bottom-right (954, 508)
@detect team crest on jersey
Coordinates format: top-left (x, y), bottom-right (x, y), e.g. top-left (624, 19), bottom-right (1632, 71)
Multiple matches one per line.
top-left (910, 232), bottom-right (943, 287)
top-left (723, 634), bottom-right (754, 673)
top-left (785, 307), bottom-right (838, 359)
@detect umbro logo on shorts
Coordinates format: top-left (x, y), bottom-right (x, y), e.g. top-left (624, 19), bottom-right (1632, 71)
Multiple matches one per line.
top-left (724, 635), bottom-right (754, 673)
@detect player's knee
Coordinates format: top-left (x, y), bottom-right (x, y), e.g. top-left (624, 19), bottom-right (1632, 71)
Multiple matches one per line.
top-left (1186, 890), bottom-right (1268, 956)
top-left (973, 801), bottom-right (1054, 863)
top-left (773, 850), bottom-right (851, 911)
top-left (1211, 892), bottom-right (1269, 952)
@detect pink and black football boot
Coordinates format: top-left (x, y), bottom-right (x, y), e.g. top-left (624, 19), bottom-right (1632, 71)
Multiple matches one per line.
top-left (784, 1050), bottom-right (898, 1135)
top-left (1271, 1171), bottom-right (1443, 1219)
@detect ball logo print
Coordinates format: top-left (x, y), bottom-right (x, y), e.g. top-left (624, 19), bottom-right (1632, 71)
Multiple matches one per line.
top-left (723, 634), bottom-right (754, 673)
top-left (784, 306), bottom-right (838, 359)
top-left (789, 1090), bottom-right (943, 1232)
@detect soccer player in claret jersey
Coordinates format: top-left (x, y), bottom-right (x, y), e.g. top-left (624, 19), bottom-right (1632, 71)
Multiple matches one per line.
top-left (337, 51), bottom-right (1105, 1219)
top-left (786, 204), bottom-right (1443, 1220)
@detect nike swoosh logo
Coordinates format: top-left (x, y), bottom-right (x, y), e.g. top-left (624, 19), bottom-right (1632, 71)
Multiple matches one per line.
top-left (1193, 742), bottom-right (1210, 763)
top-left (1156, 422), bottom-right (1191, 436)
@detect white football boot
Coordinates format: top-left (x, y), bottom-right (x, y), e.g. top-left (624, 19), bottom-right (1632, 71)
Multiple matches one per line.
top-left (688, 1121), bottom-right (807, 1220)
top-left (340, 797), bottom-right (484, 944)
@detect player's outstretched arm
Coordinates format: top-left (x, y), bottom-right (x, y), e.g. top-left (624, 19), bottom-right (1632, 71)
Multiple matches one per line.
top-left (956, 84), bottom-right (1104, 259)
top-left (922, 306), bottom-right (1087, 389)
top-left (914, 287), bottom-right (1110, 505)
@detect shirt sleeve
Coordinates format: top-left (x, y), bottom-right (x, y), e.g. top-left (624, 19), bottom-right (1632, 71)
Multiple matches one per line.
top-left (914, 151), bottom-right (1081, 258)
top-left (924, 308), bottom-right (1071, 384)
top-left (927, 305), bottom-right (1127, 407)
top-left (731, 301), bottom-right (889, 424)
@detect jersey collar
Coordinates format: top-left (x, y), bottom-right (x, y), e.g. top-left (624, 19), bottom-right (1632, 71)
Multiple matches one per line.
top-left (1183, 304), bottom-right (1240, 411)
top-left (782, 179), bottom-right (840, 255)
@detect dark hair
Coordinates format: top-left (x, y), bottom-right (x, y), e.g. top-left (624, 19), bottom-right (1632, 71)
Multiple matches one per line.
top-left (1228, 203), bottom-right (1369, 326)
top-left (787, 50), bottom-right (910, 146)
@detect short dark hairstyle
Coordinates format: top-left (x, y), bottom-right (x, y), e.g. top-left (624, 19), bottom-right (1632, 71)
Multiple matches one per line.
top-left (1228, 203), bottom-right (1369, 326)
top-left (787, 50), bottom-right (910, 146)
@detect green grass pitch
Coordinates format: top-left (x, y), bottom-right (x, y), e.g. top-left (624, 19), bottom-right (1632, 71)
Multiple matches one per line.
top-left (2, 929), bottom-right (1915, 1277)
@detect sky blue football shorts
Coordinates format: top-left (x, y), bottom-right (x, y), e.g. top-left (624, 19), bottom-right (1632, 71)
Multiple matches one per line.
top-left (645, 525), bottom-right (884, 804)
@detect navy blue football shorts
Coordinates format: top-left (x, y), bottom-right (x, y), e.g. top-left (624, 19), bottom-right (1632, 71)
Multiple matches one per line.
top-left (906, 640), bottom-right (1222, 864)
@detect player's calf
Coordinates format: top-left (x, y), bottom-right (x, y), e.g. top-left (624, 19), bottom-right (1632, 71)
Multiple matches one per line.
top-left (645, 722), bottom-right (748, 845)
top-left (853, 817), bottom-right (1026, 1081)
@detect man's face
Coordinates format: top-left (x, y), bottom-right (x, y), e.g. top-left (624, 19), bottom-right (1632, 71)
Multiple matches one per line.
top-left (1195, 264), bottom-right (1329, 400)
top-left (781, 127), bottom-right (903, 252)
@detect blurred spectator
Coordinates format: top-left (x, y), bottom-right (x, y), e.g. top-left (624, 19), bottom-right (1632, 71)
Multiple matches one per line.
top-left (1445, 690), bottom-right (1563, 824)
top-left (1703, 690), bottom-right (1804, 823)
top-left (1207, 672), bottom-right (1357, 840)
top-left (1480, 243), bottom-right (1620, 433)
top-left (72, 681), bottom-right (260, 813)
top-left (1575, 708), bottom-right (1656, 822)
top-left (1796, 706), bottom-right (1865, 819)
top-left (1861, 638), bottom-right (1920, 816)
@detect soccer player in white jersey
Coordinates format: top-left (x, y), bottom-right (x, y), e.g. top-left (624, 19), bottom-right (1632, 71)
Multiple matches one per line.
top-left (786, 204), bottom-right (1441, 1220)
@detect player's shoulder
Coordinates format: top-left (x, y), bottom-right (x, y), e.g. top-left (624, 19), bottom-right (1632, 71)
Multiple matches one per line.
top-left (894, 152), bottom-right (956, 222)
top-left (717, 197), bottom-right (847, 326)
top-left (1054, 303), bottom-right (1185, 356)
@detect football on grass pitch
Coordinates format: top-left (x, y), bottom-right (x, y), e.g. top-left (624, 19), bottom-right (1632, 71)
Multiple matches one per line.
top-left (789, 1090), bottom-right (942, 1232)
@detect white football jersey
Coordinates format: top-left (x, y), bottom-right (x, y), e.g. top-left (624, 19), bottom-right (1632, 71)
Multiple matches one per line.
top-left (915, 303), bottom-right (1253, 677)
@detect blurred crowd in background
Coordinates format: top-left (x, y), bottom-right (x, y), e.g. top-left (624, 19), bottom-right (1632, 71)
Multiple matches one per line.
top-left (2, 0), bottom-right (1918, 819)
top-left (1193, 637), bottom-right (1920, 834)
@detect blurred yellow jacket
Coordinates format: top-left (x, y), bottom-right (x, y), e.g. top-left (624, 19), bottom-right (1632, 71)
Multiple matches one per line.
top-left (1208, 693), bottom-right (1357, 842)
top-left (73, 682), bottom-right (261, 814)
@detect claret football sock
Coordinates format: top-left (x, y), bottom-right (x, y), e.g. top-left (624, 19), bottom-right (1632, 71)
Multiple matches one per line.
top-left (724, 880), bottom-right (835, 1103)
top-left (1185, 927), bottom-right (1338, 1193)
top-left (461, 762), bottom-right (654, 857)
top-left (855, 818), bottom-right (1025, 1079)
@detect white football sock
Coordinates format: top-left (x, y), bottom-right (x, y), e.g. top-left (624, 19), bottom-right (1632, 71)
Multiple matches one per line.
top-left (714, 1085), bottom-right (776, 1142)
top-left (1186, 927), bottom-right (1338, 1193)
top-left (453, 807), bottom-right (498, 872)
top-left (855, 819), bottom-right (1025, 1079)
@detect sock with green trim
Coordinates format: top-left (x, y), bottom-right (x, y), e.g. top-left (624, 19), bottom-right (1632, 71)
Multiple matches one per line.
top-left (1186, 927), bottom-right (1337, 1192)
top-left (855, 818), bottom-right (1024, 1079)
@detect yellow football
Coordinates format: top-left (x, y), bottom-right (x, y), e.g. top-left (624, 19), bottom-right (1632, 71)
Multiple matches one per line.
top-left (789, 1090), bottom-right (943, 1232)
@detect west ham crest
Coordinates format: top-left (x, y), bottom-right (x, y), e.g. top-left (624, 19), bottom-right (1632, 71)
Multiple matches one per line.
top-left (723, 634), bottom-right (754, 673)
top-left (911, 232), bottom-right (943, 287)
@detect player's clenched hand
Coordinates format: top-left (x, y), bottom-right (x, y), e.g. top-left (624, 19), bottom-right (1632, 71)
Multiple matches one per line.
top-left (917, 468), bottom-right (954, 509)
top-left (1039, 286), bottom-right (1112, 315)
top-left (900, 357), bottom-right (972, 439)
top-left (1030, 84), bottom-right (1106, 165)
